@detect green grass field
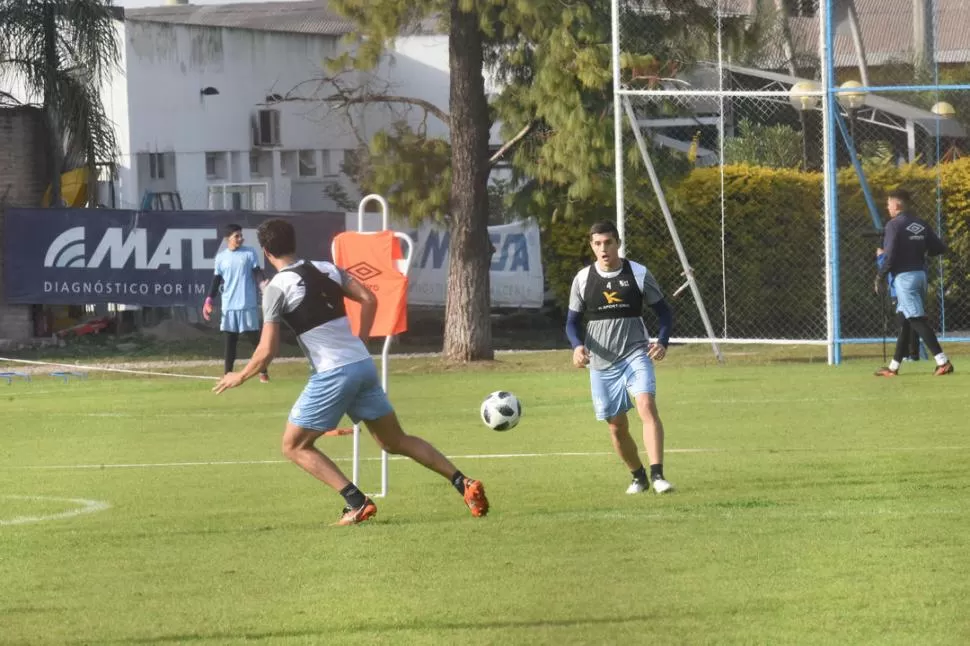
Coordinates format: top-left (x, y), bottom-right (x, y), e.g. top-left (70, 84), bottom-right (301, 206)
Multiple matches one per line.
top-left (3, 347), bottom-right (970, 645)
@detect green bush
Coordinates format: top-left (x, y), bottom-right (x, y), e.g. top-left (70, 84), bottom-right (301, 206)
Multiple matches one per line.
top-left (542, 159), bottom-right (970, 338)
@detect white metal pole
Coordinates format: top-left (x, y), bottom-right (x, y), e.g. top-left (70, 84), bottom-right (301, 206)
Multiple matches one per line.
top-left (716, 1), bottom-right (728, 338)
top-left (622, 96), bottom-right (724, 363)
top-left (611, 0), bottom-right (626, 256)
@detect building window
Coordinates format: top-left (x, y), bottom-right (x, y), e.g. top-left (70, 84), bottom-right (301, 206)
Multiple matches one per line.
top-left (149, 153), bottom-right (165, 179)
top-left (298, 150), bottom-right (317, 177)
top-left (253, 108), bottom-right (281, 146)
top-left (280, 150), bottom-right (297, 176)
top-left (320, 150), bottom-right (334, 176)
top-left (342, 149), bottom-right (360, 175)
top-left (205, 152), bottom-right (228, 180)
top-left (249, 151), bottom-right (262, 177)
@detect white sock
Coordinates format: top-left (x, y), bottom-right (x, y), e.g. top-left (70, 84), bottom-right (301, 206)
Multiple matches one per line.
top-left (935, 353), bottom-right (948, 366)
top-left (889, 360), bottom-right (901, 371)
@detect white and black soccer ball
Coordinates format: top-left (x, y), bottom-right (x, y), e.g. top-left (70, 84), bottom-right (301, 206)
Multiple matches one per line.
top-left (480, 391), bottom-right (522, 431)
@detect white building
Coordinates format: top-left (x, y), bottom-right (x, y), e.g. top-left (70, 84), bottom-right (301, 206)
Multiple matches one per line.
top-left (105, 1), bottom-right (472, 213)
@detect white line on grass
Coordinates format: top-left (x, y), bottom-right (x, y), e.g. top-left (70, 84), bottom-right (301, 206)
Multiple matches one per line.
top-left (0, 356), bottom-right (217, 381)
top-left (13, 445), bottom-right (970, 472)
top-left (7, 449), bottom-right (720, 471)
top-left (10, 445), bottom-right (970, 472)
top-left (0, 495), bottom-right (110, 526)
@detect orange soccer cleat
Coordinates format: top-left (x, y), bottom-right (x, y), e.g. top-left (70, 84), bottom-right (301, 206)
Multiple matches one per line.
top-left (463, 479), bottom-right (490, 518)
top-left (933, 361), bottom-right (954, 376)
top-left (334, 498), bottom-right (377, 526)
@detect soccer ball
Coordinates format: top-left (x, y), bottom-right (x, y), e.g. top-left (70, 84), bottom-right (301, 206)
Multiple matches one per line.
top-left (480, 391), bottom-right (522, 431)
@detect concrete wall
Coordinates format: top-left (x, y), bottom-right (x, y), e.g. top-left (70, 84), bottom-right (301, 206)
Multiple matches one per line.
top-left (0, 106), bottom-right (49, 339)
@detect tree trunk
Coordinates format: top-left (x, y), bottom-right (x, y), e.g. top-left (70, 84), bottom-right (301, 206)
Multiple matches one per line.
top-left (443, 0), bottom-right (493, 362)
top-left (43, 5), bottom-right (62, 207)
top-left (912, 0), bottom-right (932, 75)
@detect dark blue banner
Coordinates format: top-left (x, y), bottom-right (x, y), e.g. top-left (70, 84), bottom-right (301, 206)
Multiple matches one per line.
top-left (2, 209), bottom-right (345, 306)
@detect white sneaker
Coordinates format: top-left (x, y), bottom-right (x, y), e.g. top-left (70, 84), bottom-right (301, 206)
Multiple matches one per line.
top-left (625, 479), bottom-right (648, 495)
top-left (651, 477), bottom-right (674, 494)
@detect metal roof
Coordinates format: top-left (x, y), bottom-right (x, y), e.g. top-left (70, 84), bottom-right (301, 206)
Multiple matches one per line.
top-left (125, 1), bottom-right (356, 37)
top-left (725, 63), bottom-right (967, 139)
top-left (787, 0), bottom-right (970, 67)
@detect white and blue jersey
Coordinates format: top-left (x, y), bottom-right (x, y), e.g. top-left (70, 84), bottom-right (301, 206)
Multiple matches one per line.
top-left (262, 259), bottom-right (392, 431)
top-left (214, 246), bottom-right (261, 311)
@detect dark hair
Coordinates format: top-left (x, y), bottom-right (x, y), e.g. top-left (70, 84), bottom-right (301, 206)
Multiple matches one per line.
top-left (257, 218), bottom-right (296, 257)
top-left (224, 223), bottom-right (242, 238)
top-left (588, 220), bottom-right (620, 241)
top-left (887, 188), bottom-right (911, 206)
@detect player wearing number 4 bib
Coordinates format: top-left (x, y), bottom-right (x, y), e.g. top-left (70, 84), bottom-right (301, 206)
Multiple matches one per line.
top-left (212, 218), bottom-right (489, 525)
top-left (566, 221), bottom-right (675, 495)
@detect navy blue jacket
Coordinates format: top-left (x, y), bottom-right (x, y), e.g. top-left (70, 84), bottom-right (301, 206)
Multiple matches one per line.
top-left (878, 212), bottom-right (946, 278)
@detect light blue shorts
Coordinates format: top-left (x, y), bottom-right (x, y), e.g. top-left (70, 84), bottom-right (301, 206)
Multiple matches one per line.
top-left (221, 308), bottom-right (261, 333)
top-left (892, 271), bottom-right (928, 319)
top-left (589, 350), bottom-right (656, 421)
top-left (289, 359), bottom-right (394, 432)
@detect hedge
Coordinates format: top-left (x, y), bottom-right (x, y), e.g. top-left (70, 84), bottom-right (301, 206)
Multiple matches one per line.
top-left (542, 159), bottom-right (970, 339)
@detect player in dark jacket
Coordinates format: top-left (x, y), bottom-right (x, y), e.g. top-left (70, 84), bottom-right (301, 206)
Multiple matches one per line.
top-left (874, 189), bottom-right (953, 377)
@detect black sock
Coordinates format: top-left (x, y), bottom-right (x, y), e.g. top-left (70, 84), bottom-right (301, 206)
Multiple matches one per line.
top-left (650, 464), bottom-right (664, 481)
top-left (450, 471), bottom-right (466, 494)
top-left (632, 466), bottom-right (647, 484)
top-left (224, 332), bottom-right (239, 374)
top-left (339, 483), bottom-right (367, 509)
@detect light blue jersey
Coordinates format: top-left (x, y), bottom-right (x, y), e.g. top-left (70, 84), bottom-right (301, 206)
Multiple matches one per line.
top-left (214, 246), bottom-right (260, 311)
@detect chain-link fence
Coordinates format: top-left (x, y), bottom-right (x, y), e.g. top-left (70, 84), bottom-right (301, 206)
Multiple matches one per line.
top-left (614, 0), bottom-right (970, 359)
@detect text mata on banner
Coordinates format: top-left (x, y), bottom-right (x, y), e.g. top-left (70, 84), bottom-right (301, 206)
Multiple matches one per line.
top-left (3, 209), bottom-right (345, 306)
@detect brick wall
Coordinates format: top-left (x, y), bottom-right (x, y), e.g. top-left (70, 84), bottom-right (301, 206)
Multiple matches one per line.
top-left (0, 106), bottom-right (50, 339)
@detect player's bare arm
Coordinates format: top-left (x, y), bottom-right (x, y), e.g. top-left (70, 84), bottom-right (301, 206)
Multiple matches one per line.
top-left (213, 322), bottom-right (280, 393)
top-left (342, 276), bottom-right (378, 343)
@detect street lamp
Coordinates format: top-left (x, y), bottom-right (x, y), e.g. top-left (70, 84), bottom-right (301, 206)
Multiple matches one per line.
top-left (788, 81), bottom-right (821, 112)
top-left (931, 102), bottom-right (959, 162)
top-left (837, 80), bottom-right (867, 146)
top-left (931, 101), bottom-right (956, 118)
top-left (789, 81), bottom-right (820, 170)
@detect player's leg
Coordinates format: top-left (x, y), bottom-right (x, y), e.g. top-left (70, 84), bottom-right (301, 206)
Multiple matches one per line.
top-left (592, 364), bottom-right (645, 493)
top-left (605, 412), bottom-right (640, 471)
top-left (281, 422), bottom-right (352, 490)
top-left (877, 275), bottom-right (918, 376)
top-left (632, 393), bottom-right (672, 493)
top-left (350, 359), bottom-right (489, 517)
top-left (362, 412), bottom-right (489, 517)
top-left (893, 271), bottom-right (952, 375)
top-left (909, 318), bottom-right (953, 374)
top-left (223, 331), bottom-right (239, 374)
top-left (627, 351), bottom-right (672, 494)
top-left (906, 323), bottom-right (921, 362)
top-left (284, 369), bottom-right (376, 525)
top-left (876, 313), bottom-right (910, 376)
top-left (220, 309), bottom-right (240, 374)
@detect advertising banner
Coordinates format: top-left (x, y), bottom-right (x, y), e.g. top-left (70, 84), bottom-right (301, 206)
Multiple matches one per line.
top-left (2, 209), bottom-right (345, 306)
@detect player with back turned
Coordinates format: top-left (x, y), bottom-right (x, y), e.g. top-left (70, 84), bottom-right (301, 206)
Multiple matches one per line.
top-left (873, 188), bottom-right (953, 377)
top-left (212, 218), bottom-right (490, 525)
